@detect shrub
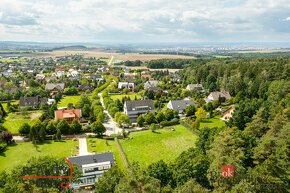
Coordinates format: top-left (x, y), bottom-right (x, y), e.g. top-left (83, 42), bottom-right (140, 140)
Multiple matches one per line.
top-left (160, 120), bottom-right (179, 127)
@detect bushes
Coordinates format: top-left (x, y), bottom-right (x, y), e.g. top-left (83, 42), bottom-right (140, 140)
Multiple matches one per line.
top-left (160, 120), bottom-right (179, 127)
top-left (0, 143), bottom-right (7, 153)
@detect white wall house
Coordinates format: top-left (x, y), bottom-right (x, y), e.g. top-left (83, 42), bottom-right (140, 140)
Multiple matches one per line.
top-left (68, 152), bottom-right (114, 189)
top-left (124, 100), bottom-right (154, 122)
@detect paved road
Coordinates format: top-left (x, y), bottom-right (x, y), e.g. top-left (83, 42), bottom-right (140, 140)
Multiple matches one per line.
top-left (98, 92), bottom-right (122, 135)
top-left (108, 56), bottom-right (114, 66)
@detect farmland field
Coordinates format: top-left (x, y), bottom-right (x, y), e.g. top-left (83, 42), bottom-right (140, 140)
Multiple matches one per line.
top-left (3, 111), bottom-right (42, 134)
top-left (34, 50), bottom-right (194, 61)
top-left (120, 125), bottom-right (197, 167)
top-left (87, 138), bottom-right (125, 171)
top-left (0, 140), bottom-right (78, 171)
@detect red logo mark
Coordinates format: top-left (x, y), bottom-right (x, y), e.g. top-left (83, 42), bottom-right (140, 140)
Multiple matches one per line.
top-left (221, 165), bottom-right (234, 178)
top-left (22, 157), bottom-right (73, 189)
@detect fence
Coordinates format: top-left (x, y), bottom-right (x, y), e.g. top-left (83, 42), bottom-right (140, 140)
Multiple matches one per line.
top-left (179, 119), bottom-right (200, 136)
top-left (115, 137), bottom-right (130, 172)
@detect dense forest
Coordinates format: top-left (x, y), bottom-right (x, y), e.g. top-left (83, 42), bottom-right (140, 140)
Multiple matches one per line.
top-left (95, 56), bottom-right (290, 193)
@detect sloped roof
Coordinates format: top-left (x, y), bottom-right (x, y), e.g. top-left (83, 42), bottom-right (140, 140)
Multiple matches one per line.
top-left (124, 100), bottom-right (154, 111)
top-left (19, 96), bottom-right (47, 107)
top-left (169, 99), bottom-right (196, 111)
top-left (45, 83), bottom-right (65, 90)
top-left (68, 152), bottom-right (114, 169)
top-left (54, 109), bottom-right (82, 120)
top-left (209, 91), bottom-right (231, 101)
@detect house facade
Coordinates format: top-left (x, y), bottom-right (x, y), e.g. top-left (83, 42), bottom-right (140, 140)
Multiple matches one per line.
top-left (68, 152), bottom-right (114, 189)
top-left (186, 84), bottom-right (204, 91)
top-left (118, 82), bottom-right (134, 91)
top-left (124, 100), bottom-right (154, 122)
top-left (221, 106), bottom-right (235, 121)
top-left (205, 91), bottom-right (231, 103)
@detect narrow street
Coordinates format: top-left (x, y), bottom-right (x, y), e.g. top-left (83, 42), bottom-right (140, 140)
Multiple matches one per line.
top-left (98, 92), bottom-right (122, 135)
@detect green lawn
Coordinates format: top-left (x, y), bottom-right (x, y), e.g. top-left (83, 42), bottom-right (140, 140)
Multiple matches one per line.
top-left (200, 116), bottom-right (226, 128)
top-left (87, 138), bottom-right (125, 171)
top-left (120, 125), bottom-right (197, 168)
top-left (0, 140), bottom-right (78, 171)
top-left (58, 95), bottom-right (81, 107)
top-left (1, 100), bottom-right (19, 112)
top-left (110, 93), bottom-right (142, 101)
top-left (58, 95), bottom-right (93, 108)
top-left (3, 111), bottom-right (42, 134)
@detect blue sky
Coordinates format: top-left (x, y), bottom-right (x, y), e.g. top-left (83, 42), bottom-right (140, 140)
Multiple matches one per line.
top-left (0, 0), bottom-right (290, 43)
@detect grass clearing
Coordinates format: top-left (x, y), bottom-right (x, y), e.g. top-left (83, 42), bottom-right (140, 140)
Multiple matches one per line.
top-left (3, 111), bottom-right (42, 134)
top-left (120, 125), bottom-right (197, 168)
top-left (110, 93), bottom-right (142, 101)
top-left (0, 140), bottom-right (78, 171)
top-left (87, 138), bottom-right (125, 171)
top-left (200, 116), bottom-right (226, 128)
top-left (58, 95), bottom-right (92, 108)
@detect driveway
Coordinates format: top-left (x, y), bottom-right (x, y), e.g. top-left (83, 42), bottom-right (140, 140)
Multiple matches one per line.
top-left (98, 92), bottom-right (122, 135)
top-left (79, 137), bottom-right (90, 156)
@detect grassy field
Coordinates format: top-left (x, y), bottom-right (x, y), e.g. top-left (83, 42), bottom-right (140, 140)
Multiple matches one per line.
top-left (3, 111), bottom-right (42, 134)
top-left (87, 138), bottom-right (125, 171)
top-left (58, 95), bottom-right (93, 108)
top-left (110, 93), bottom-right (142, 101)
top-left (58, 95), bottom-right (81, 107)
top-left (0, 140), bottom-right (78, 171)
top-left (120, 125), bottom-right (197, 168)
top-left (1, 100), bottom-right (19, 112)
top-left (200, 116), bottom-right (226, 128)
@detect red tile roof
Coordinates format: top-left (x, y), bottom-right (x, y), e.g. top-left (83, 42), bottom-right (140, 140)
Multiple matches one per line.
top-left (54, 109), bottom-right (82, 120)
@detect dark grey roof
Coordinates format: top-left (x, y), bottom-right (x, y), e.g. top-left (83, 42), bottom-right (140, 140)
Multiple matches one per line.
top-left (148, 86), bottom-right (163, 93)
top-left (19, 96), bottom-right (47, 107)
top-left (78, 84), bottom-right (94, 91)
top-left (68, 152), bottom-right (114, 169)
top-left (124, 99), bottom-right (154, 111)
top-left (169, 99), bottom-right (196, 111)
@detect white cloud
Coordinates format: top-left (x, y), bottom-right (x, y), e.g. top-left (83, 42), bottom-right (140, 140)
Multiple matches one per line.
top-left (0, 0), bottom-right (290, 42)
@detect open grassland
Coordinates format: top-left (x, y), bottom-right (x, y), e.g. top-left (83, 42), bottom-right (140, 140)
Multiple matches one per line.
top-left (36, 50), bottom-right (194, 61)
top-left (3, 111), bottom-right (42, 134)
top-left (110, 93), bottom-right (142, 101)
top-left (120, 125), bottom-right (197, 168)
top-left (0, 140), bottom-right (78, 171)
top-left (200, 116), bottom-right (226, 128)
top-left (87, 138), bottom-right (125, 171)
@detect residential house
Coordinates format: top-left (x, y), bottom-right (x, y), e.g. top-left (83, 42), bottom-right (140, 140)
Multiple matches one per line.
top-left (19, 96), bottom-right (47, 108)
top-left (88, 74), bottom-right (104, 82)
top-left (35, 74), bottom-right (46, 81)
top-left (79, 84), bottom-right (95, 92)
top-left (167, 99), bottom-right (197, 114)
top-left (221, 106), bottom-right (235, 121)
top-left (118, 82), bottom-right (134, 91)
top-left (124, 99), bottom-right (154, 122)
top-left (54, 71), bottom-right (65, 78)
top-left (147, 86), bottom-right (163, 93)
top-left (186, 84), bottom-right (204, 91)
top-left (54, 108), bottom-right (82, 123)
top-left (205, 91), bottom-right (231, 103)
top-left (144, 80), bottom-right (159, 90)
top-left (68, 152), bottom-right (114, 189)
top-left (45, 83), bottom-right (65, 96)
